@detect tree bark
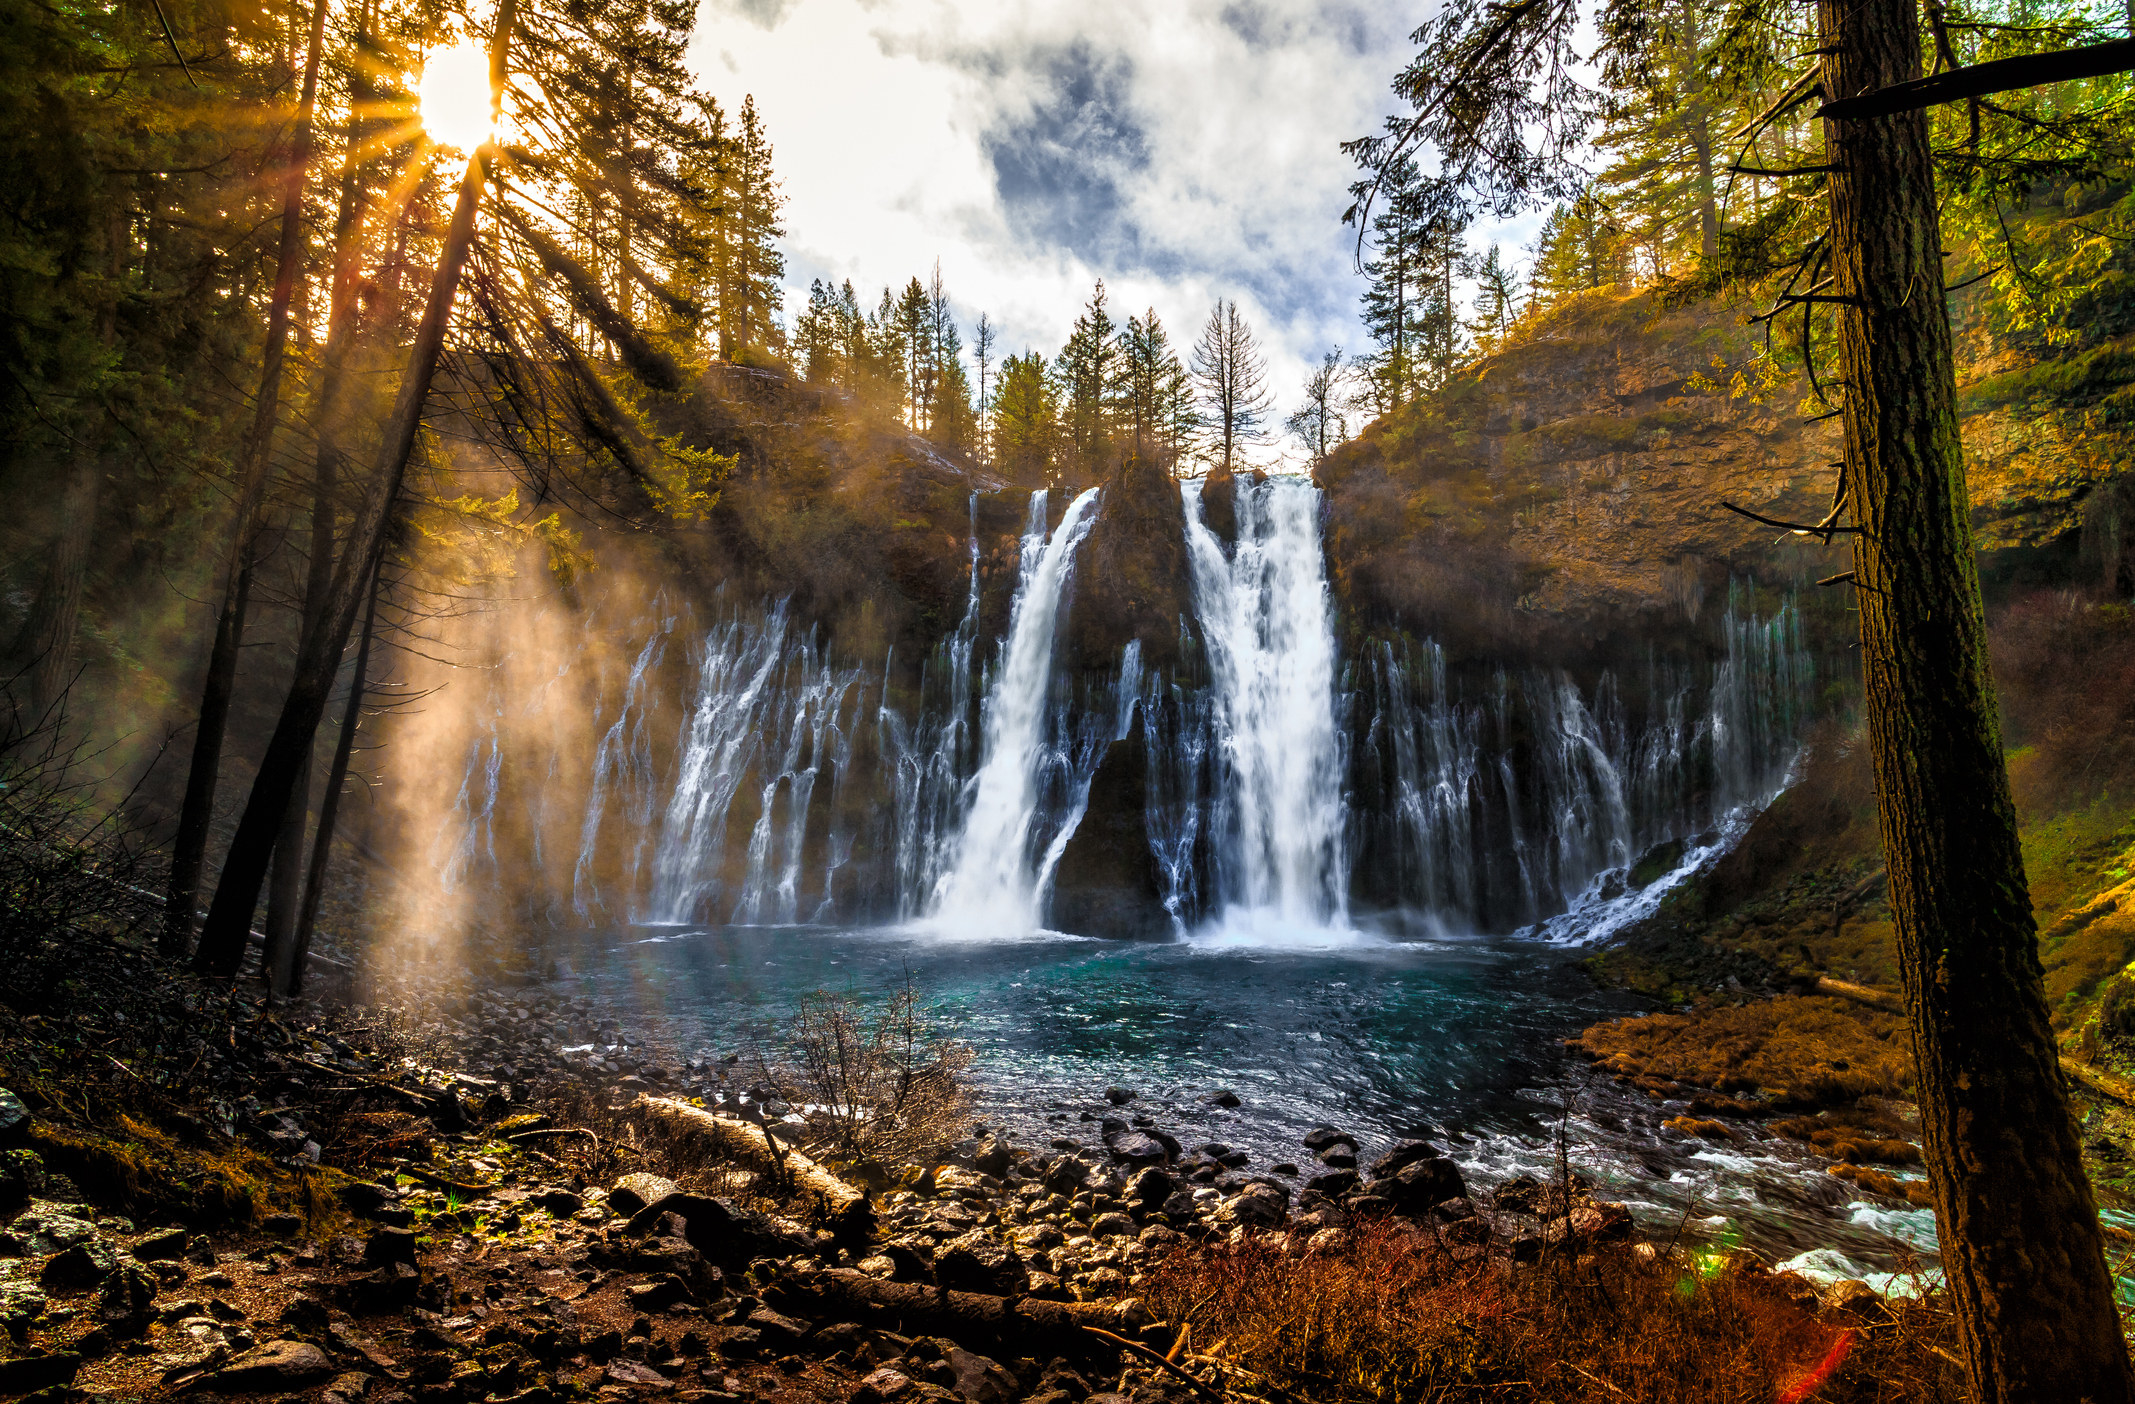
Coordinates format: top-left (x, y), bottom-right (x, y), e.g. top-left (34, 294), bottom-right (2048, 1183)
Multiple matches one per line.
top-left (1821, 0), bottom-right (2135, 1397)
top-left (163, 552), bottom-right (252, 955)
top-left (163, 0), bottom-right (329, 955)
top-left (195, 2), bottom-right (516, 976)
top-left (288, 566), bottom-right (378, 997)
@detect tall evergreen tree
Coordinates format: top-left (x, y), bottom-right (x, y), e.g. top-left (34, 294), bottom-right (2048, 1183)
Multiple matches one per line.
top-left (991, 351), bottom-right (1057, 487)
top-left (1115, 308), bottom-right (1188, 461)
top-left (1055, 281), bottom-right (1118, 479)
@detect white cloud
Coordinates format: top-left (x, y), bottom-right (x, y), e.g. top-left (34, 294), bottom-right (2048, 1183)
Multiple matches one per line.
top-left (685, 0), bottom-right (1540, 462)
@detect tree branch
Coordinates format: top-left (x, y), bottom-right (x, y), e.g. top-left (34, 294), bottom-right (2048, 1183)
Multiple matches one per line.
top-left (1818, 36), bottom-right (2135, 120)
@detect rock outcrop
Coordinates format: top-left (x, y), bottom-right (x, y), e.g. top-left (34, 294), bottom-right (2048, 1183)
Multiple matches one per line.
top-left (1048, 708), bottom-right (1172, 940)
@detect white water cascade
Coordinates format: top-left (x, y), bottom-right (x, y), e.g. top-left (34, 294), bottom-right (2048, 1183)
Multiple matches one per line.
top-left (928, 487), bottom-right (1104, 930)
top-left (1183, 476), bottom-right (1350, 929)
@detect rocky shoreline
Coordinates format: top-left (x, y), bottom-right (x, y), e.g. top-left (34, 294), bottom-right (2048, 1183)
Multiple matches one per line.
top-left (0, 954), bottom-right (1954, 1404)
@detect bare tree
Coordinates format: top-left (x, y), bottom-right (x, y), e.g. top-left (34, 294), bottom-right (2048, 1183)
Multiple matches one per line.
top-left (1189, 300), bottom-right (1273, 473)
top-left (1285, 350), bottom-right (1353, 464)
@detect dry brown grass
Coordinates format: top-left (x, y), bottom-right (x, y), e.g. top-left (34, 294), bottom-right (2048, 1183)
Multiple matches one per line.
top-left (1139, 1220), bottom-right (1966, 1404)
top-left (1574, 995), bottom-right (1912, 1109)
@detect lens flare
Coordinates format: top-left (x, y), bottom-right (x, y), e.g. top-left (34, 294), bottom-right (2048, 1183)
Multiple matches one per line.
top-left (416, 37), bottom-right (495, 153)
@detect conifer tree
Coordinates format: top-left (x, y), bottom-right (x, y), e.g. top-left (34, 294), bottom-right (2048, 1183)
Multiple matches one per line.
top-left (972, 312), bottom-right (996, 463)
top-left (1190, 300), bottom-right (1273, 474)
top-left (991, 352), bottom-right (1058, 487)
top-left (1055, 281), bottom-right (1118, 478)
top-left (718, 94), bottom-right (786, 360)
top-left (1471, 244), bottom-right (1521, 350)
top-left (1115, 308), bottom-right (1188, 461)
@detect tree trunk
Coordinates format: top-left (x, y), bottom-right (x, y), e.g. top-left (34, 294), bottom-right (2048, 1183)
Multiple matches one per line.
top-left (288, 567), bottom-right (378, 997)
top-left (163, 0), bottom-right (328, 952)
top-left (195, 2), bottom-right (516, 976)
top-left (1820, 0), bottom-right (2135, 1397)
top-left (163, 551), bottom-right (252, 955)
top-left (264, 392), bottom-right (341, 995)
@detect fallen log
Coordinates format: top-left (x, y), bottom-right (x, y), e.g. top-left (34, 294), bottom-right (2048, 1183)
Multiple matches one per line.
top-left (767, 1268), bottom-right (1153, 1355)
top-left (631, 1095), bottom-right (874, 1240)
top-left (1815, 977), bottom-right (2135, 1107)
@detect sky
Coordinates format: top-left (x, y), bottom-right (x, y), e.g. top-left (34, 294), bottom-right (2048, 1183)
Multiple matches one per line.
top-left (683, 0), bottom-right (1541, 462)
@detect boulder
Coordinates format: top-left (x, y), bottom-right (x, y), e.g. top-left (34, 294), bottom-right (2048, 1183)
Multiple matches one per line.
top-left (1301, 1126), bottom-right (1357, 1154)
top-left (0, 1088), bottom-right (29, 1146)
top-left (624, 1275), bottom-right (694, 1312)
top-left (98, 1261), bottom-right (157, 1335)
top-left (332, 1261), bottom-right (420, 1315)
top-left (533, 1188), bottom-right (584, 1217)
top-left (0, 1350), bottom-right (79, 1394)
top-left (1089, 1212), bottom-right (1136, 1239)
top-left (39, 1237), bottom-right (117, 1290)
top-left (945, 1346), bottom-right (1020, 1404)
top-left (1384, 1157), bottom-right (1468, 1213)
top-left (1316, 1145), bottom-right (1358, 1170)
top-left (1103, 1131), bottom-right (1169, 1168)
top-left (198, 1339), bottom-right (335, 1390)
top-left (607, 1173), bottom-right (680, 1216)
top-left (933, 1233), bottom-right (1028, 1296)
top-left (1, 1203), bottom-right (95, 1257)
top-left (0, 1148), bottom-right (42, 1213)
top-left (363, 1227), bottom-right (418, 1266)
top-left (130, 1226), bottom-right (187, 1261)
top-left (1303, 1169), bottom-right (1359, 1200)
top-left (1206, 1089), bottom-right (1242, 1108)
top-left (1368, 1140), bottom-right (1443, 1180)
top-left (1125, 1167), bottom-right (1174, 1207)
top-left (1821, 1279), bottom-right (1884, 1318)
top-left (1043, 1157), bottom-right (1092, 1196)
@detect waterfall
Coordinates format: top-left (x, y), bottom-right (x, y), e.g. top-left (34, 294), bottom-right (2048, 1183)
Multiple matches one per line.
top-left (423, 473), bottom-right (1815, 943)
top-left (928, 486), bottom-right (1104, 931)
top-left (1183, 477), bottom-right (1349, 928)
top-left (1351, 589), bottom-right (1814, 933)
top-left (642, 604), bottom-right (865, 925)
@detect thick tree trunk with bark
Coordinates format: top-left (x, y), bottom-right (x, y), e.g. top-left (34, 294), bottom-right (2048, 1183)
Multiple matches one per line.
top-left (1820, 0), bottom-right (2134, 1397)
top-left (196, 2), bottom-right (515, 976)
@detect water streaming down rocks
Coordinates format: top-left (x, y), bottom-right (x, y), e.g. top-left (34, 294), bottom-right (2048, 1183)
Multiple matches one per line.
top-left (433, 472), bottom-right (1814, 941)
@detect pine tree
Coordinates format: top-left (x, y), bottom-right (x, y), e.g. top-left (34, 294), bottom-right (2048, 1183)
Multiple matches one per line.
top-left (991, 352), bottom-right (1057, 487)
top-left (1056, 281), bottom-right (1118, 479)
top-left (894, 276), bottom-right (935, 430)
top-left (1356, 154), bottom-right (1432, 411)
top-left (972, 312), bottom-right (996, 464)
top-left (1190, 300), bottom-right (1272, 474)
top-left (1530, 188), bottom-right (1627, 304)
top-left (719, 94), bottom-right (785, 361)
top-left (1115, 308), bottom-right (1188, 462)
top-left (1472, 245), bottom-right (1521, 351)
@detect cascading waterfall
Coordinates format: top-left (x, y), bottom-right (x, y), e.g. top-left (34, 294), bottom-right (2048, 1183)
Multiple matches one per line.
top-left (643, 604), bottom-right (866, 925)
top-left (431, 475), bottom-right (1814, 941)
top-left (1350, 588), bottom-right (1814, 932)
top-left (928, 487), bottom-right (1104, 930)
top-left (1182, 476), bottom-right (1350, 928)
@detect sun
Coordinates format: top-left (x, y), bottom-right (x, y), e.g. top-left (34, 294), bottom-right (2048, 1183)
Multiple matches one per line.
top-left (416, 37), bottom-right (496, 153)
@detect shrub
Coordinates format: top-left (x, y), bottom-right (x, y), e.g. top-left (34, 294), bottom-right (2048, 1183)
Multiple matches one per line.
top-left (1138, 1220), bottom-right (1966, 1403)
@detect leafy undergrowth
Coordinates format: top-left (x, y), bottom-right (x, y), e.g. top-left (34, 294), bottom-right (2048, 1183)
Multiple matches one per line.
top-left (1139, 1219), bottom-right (1963, 1404)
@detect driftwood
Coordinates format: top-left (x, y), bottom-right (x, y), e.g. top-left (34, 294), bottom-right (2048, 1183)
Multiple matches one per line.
top-left (768, 1268), bottom-right (1153, 1354)
top-left (632, 1095), bottom-right (875, 1240)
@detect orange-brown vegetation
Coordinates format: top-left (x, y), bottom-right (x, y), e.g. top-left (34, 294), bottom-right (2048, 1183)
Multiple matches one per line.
top-left (1139, 1219), bottom-right (1964, 1403)
top-left (1573, 995), bottom-right (1911, 1110)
